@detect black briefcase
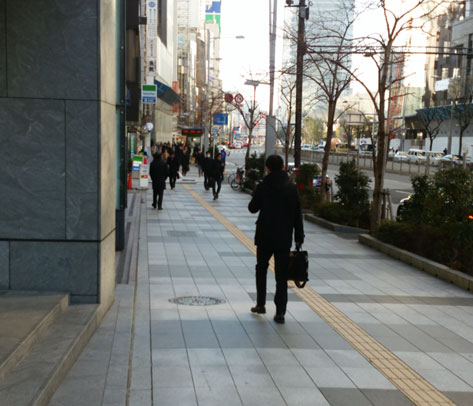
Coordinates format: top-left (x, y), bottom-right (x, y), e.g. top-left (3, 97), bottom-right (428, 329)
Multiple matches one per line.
top-left (288, 248), bottom-right (309, 288)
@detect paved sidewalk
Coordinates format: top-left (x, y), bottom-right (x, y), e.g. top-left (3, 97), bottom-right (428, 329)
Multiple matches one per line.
top-left (50, 169), bottom-right (473, 406)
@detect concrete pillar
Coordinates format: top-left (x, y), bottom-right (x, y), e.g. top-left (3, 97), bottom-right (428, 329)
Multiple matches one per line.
top-left (0, 0), bottom-right (117, 306)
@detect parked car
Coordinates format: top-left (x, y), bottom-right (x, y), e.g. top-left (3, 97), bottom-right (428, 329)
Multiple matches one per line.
top-left (394, 151), bottom-right (408, 162)
top-left (438, 154), bottom-right (473, 168)
top-left (407, 149), bottom-right (426, 164)
top-left (302, 144), bottom-right (310, 150)
top-left (397, 193), bottom-right (473, 220)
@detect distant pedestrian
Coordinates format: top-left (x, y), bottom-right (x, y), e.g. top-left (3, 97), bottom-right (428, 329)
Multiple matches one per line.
top-left (211, 153), bottom-right (225, 200)
top-left (196, 149), bottom-right (205, 177)
top-left (202, 151), bottom-right (212, 191)
top-left (248, 155), bottom-right (304, 324)
top-left (443, 147), bottom-right (448, 155)
top-left (167, 150), bottom-right (179, 190)
top-left (150, 153), bottom-right (169, 210)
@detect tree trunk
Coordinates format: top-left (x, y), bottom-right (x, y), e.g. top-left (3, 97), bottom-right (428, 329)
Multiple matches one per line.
top-left (459, 129), bottom-right (464, 156)
top-left (245, 129), bottom-right (253, 164)
top-left (321, 101), bottom-right (336, 201)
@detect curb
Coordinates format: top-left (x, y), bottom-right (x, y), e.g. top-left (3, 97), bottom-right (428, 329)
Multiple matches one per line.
top-left (359, 234), bottom-right (473, 292)
top-left (304, 213), bottom-right (369, 234)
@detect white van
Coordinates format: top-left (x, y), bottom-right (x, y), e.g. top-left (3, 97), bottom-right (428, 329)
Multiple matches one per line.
top-left (407, 149), bottom-right (426, 163)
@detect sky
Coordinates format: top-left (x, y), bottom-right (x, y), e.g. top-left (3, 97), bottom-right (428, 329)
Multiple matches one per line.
top-left (219, 0), bottom-right (281, 111)
top-left (217, 0), bottom-right (432, 114)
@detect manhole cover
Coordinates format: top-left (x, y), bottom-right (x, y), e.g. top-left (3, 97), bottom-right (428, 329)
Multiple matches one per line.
top-left (169, 296), bottom-right (225, 306)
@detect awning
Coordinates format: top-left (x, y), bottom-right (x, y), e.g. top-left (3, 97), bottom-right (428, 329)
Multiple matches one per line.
top-left (154, 79), bottom-right (180, 106)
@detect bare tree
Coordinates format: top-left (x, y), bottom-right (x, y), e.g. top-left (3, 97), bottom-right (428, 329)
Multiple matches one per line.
top-left (416, 106), bottom-right (446, 151)
top-left (454, 76), bottom-right (473, 156)
top-left (329, 0), bottom-right (442, 232)
top-left (300, 0), bottom-right (355, 201)
top-left (277, 72), bottom-right (297, 167)
top-left (230, 94), bottom-right (265, 163)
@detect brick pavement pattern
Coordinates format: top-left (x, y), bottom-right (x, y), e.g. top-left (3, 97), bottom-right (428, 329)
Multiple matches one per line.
top-left (50, 171), bottom-right (473, 406)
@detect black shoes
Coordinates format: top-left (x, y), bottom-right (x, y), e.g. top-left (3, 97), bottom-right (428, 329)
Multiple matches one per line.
top-left (250, 306), bottom-right (266, 314)
top-left (273, 314), bottom-right (285, 324)
top-left (152, 205), bottom-right (156, 209)
top-left (158, 207), bottom-right (163, 210)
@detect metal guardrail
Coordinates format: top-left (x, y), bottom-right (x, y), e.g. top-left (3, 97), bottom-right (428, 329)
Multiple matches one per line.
top-left (281, 148), bottom-right (441, 176)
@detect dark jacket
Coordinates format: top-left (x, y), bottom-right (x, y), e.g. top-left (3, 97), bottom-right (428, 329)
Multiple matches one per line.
top-left (248, 170), bottom-right (304, 250)
top-left (150, 158), bottom-right (169, 190)
top-left (167, 156), bottom-right (180, 176)
top-left (202, 156), bottom-right (213, 175)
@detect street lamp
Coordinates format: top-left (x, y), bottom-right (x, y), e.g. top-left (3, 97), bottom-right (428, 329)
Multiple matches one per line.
top-left (203, 34), bottom-right (245, 152)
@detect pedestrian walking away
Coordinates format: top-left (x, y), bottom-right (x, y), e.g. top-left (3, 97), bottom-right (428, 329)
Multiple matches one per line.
top-left (248, 155), bottom-right (304, 324)
top-left (181, 145), bottom-right (191, 176)
top-left (211, 153), bottom-right (225, 200)
top-left (202, 151), bottom-right (212, 191)
top-left (167, 150), bottom-right (179, 190)
top-left (149, 153), bottom-right (169, 210)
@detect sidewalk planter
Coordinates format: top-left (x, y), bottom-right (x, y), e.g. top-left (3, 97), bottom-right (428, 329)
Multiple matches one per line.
top-left (359, 234), bottom-right (473, 292)
top-left (305, 213), bottom-right (369, 234)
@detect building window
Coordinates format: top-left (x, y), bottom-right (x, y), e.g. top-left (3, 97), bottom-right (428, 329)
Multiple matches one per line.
top-left (158, 0), bottom-right (167, 47)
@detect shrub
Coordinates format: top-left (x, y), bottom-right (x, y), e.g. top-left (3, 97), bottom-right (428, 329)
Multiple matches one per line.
top-left (295, 163), bottom-right (320, 187)
top-left (399, 167), bottom-right (473, 225)
top-left (245, 152), bottom-right (265, 178)
top-left (376, 221), bottom-right (473, 275)
top-left (299, 186), bottom-right (320, 210)
top-left (315, 201), bottom-right (370, 229)
top-left (313, 160), bottom-right (370, 228)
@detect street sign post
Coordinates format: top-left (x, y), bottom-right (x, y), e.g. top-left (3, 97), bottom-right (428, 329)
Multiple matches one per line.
top-left (142, 84), bottom-right (157, 104)
top-left (234, 94), bottom-right (244, 104)
top-left (224, 93), bottom-right (234, 103)
top-left (213, 113), bottom-right (228, 126)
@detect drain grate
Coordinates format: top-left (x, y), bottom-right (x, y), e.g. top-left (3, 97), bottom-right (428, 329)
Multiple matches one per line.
top-left (169, 296), bottom-right (225, 306)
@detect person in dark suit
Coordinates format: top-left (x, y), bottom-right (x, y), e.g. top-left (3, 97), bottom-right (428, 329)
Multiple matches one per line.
top-left (167, 150), bottom-right (179, 190)
top-left (202, 151), bottom-right (212, 191)
top-left (150, 153), bottom-right (169, 210)
top-left (212, 153), bottom-right (225, 200)
top-left (248, 155), bottom-right (304, 324)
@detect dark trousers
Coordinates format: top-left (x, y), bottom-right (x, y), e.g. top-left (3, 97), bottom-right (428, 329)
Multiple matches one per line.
top-left (169, 175), bottom-right (177, 189)
top-left (255, 246), bottom-right (289, 315)
top-left (204, 174), bottom-right (210, 190)
top-left (210, 177), bottom-right (222, 197)
top-left (152, 188), bottom-right (164, 209)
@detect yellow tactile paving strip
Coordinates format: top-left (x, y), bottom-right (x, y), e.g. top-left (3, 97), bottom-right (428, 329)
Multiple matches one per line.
top-left (183, 184), bottom-right (455, 406)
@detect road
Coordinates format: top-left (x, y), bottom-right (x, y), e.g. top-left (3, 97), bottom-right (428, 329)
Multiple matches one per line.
top-left (225, 146), bottom-right (413, 214)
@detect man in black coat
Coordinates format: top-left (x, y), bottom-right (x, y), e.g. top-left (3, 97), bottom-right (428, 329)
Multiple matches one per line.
top-left (248, 155), bottom-right (304, 324)
top-left (167, 150), bottom-right (179, 190)
top-left (149, 153), bottom-right (169, 210)
top-left (202, 151), bottom-right (212, 190)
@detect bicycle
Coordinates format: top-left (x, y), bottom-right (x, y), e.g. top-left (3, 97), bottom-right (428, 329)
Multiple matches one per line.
top-left (230, 167), bottom-right (245, 191)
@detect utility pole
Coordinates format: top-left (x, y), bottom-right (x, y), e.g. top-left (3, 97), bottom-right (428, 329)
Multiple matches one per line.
top-left (294, 0), bottom-right (306, 168)
top-left (265, 0), bottom-right (278, 158)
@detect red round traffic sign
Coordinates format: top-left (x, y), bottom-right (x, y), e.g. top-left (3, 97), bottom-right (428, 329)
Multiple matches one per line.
top-left (234, 93), bottom-right (244, 104)
top-left (224, 93), bottom-right (233, 103)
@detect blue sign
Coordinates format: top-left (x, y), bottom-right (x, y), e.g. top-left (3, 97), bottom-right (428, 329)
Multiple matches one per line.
top-left (213, 113), bottom-right (228, 126)
top-left (205, 1), bottom-right (221, 13)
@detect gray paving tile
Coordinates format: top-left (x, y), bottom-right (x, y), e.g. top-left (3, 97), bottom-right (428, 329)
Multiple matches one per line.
top-left (279, 386), bottom-right (330, 405)
top-left (319, 387), bottom-right (373, 406)
top-left (443, 391), bottom-right (473, 406)
top-left (267, 365), bottom-right (315, 388)
top-left (152, 387), bottom-right (197, 406)
top-left (152, 365), bottom-right (194, 388)
top-left (237, 385), bottom-right (286, 406)
top-left (342, 367), bottom-right (396, 389)
top-left (360, 389), bottom-right (414, 406)
top-left (194, 386), bottom-right (242, 406)
top-left (305, 367), bottom-right (356, 388)
top-left (191, 364), bottom-right (234, 387)
top-left (229, 364), bottom-right (276, 388)
top-left (417, 369), bottom-right (473, 392)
